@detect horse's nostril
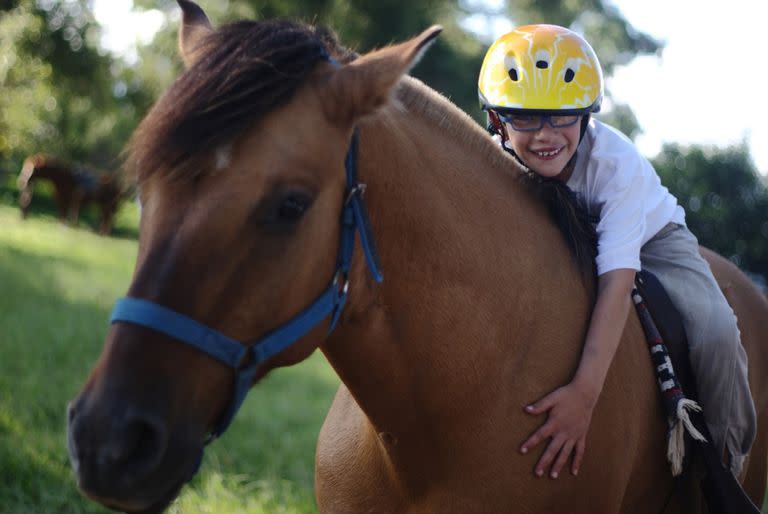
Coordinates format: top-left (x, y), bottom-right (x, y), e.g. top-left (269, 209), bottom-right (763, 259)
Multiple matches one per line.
top-left (133, 416), bottom-right (165, 462)
top-left (96, 412), bottom-right (168, 485)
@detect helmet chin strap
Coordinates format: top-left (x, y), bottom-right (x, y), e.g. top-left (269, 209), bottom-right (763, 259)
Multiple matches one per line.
top-left (579, 114), bottom-right (591, 141)
top-left (486, 109), bottom-right (507, 144)
top-left (486, 109), bottom-right (526, 167)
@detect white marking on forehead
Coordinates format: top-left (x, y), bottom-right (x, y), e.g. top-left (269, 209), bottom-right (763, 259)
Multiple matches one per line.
top-left (215, 144), bottom-right (232, 171)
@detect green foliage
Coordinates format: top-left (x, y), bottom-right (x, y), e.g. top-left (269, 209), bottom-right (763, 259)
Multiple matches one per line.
top-left (653, 142), bottom-right (768, 285)
top-left (132, 0), bottom-right (486, 121)
top-left (0, 0), bottom-right (142, 172)
top-left (0, 6), bottom-right (61, 159)
top-left (129, 0), bottom-right (659, 130)
top-left (0, 0), bottom-right (670, 181)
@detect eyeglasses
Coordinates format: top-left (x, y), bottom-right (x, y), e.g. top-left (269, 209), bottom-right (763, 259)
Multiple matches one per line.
top-left (498, 113), bottom-right (581, 132)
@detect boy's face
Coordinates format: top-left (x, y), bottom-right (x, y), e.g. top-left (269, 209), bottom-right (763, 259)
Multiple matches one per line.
top-left (503, 116), bottom-right (582, 180)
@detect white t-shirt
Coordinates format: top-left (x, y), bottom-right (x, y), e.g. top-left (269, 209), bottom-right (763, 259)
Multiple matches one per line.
top-left (566, 119), bottom-right (686, 275)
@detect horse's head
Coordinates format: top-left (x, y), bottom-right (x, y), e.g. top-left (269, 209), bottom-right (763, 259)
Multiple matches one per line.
top-left (17, 154), bottom-right (49, 189)
top-left (67, 1), bottom-right (440, 511)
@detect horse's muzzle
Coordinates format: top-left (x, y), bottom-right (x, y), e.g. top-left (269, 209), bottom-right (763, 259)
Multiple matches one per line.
top-left (67, 393), bottom-right (193, 513)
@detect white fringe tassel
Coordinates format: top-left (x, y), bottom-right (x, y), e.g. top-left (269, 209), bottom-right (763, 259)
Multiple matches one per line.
top-left (667, 398), bottom-right (708, 476)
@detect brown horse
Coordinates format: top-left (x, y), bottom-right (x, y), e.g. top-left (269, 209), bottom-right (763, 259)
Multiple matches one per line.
top-left (66, 2), bottom-right (768, 513)
top-left (17, 154), bottom-right (124, 234)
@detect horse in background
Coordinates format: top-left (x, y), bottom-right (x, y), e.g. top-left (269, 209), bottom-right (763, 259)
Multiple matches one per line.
top-left (17, 154), bottom-right (124, 235)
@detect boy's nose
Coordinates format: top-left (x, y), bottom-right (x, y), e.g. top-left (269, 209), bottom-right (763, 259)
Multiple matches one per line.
top-left (533, 125), bottom-right (559, 139)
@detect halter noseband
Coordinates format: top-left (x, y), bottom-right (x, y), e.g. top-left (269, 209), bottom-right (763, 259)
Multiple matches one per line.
top-left (109, 129), bottom-right (383, 441)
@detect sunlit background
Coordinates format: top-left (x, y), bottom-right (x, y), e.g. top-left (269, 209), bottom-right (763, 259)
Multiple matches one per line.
top-left (94, 0), bottom-right (768, 174)
top-left (460, 0), bottom-right (768, 175)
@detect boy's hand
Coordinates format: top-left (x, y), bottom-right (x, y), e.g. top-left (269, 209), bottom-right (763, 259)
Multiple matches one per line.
top-left (520, 381), bottom-right (598, 478)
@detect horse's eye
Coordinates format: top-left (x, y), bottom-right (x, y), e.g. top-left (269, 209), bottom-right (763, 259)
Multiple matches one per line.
top-left (277, 194), bottom-right (311, 222)
top-left (259, 191), bottom-right (314, 231)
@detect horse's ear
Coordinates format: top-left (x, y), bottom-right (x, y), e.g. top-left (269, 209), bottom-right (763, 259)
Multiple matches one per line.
top-left (177, 0), bottom-right (213, 68)
top-left (319, 25), bottom-right (442, 125)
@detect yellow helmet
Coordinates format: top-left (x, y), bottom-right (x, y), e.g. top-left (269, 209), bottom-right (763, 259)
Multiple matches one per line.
top-left (478, 24), bottom-right (603, 114)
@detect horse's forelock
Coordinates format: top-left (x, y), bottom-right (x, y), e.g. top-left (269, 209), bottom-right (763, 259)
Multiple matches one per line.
top-left (125, 19), bottom-right (352, 184)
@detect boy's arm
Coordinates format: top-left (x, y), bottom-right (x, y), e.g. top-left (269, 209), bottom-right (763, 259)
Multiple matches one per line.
top-left (520, 268), bottom-right (636, 478)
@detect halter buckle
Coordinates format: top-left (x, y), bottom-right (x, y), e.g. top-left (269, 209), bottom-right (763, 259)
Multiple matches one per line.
top-left (332, 270), bottom-right (350, 296)
top-left (345, 183), bottom-right (367, 206)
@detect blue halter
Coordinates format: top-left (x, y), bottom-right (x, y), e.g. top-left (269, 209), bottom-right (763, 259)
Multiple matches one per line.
top-left (110, 129), bottom-right (383, 440)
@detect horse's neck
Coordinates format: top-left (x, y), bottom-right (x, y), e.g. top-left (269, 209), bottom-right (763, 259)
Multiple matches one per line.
top-left (321, 79), bottom-right (591, 438)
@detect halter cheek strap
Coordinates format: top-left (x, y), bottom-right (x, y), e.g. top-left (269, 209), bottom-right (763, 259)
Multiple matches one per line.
top-left (110, 128), bottom-right (382, 441)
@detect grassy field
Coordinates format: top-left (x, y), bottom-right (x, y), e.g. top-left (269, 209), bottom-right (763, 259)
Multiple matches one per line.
top-left (0, 193), bottom-right (340, 514)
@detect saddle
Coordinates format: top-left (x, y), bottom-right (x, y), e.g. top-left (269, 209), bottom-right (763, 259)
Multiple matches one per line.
top-left (634, 269), bottom-right (760, 514)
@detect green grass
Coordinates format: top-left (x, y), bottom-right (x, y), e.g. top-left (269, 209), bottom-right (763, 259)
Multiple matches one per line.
top-left (0, 199), bottom-right (340, 514)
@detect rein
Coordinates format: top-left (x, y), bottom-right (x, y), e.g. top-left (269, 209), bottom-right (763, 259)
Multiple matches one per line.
top-left (109, 129), bottom-right (383, 441)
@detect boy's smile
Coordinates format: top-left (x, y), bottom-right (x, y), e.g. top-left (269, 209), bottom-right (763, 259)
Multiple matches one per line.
top-left (504, 118), bottom-right (581, 180)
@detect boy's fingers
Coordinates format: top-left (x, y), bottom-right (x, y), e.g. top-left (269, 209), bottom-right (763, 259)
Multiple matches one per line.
top-left (525, 389), bottom-right (561, 414)
top-left (572, 438), bottom-right (586, 475)
top-left (535, 437), bottom-right (563, 477)
top-left (530, 389), bottom-right (560, 412)
top-left (524, 403), bottom-right (548, 414)
top-left (550, 440), bottom-right (574, 479)
top-left (520, 423), bottom-right (553, 453)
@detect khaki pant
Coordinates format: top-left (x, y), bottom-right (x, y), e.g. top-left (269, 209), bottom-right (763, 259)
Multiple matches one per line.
top-left (640, 223), bottom-right (756, 475)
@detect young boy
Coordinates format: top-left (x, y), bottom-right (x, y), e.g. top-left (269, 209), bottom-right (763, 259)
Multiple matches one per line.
top-left (477, 24), bottom-right (755, 479)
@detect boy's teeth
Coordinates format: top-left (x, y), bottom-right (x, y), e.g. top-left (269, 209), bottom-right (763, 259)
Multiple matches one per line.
top-left (536, 148), bottom-right (560, 156)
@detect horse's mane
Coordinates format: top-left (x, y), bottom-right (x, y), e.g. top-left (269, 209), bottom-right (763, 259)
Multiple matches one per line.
top-left (395, 79), bottom-right (598, 286)
top-left (525, 175), bottom-right (598, 286)
top-left (126, 18), bottom-right (596, 284)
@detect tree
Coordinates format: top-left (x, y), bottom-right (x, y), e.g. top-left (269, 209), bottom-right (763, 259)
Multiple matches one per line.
top-left (653, 142), bottom-right (768, 285)
top-left (131, 0), bottom-right (661, 133)
top-left (133, 0), bottom-right (486, 120)
top-left (0, 0), bottom-right (676, 181)
top-left (0, 0), bottom-right (141, 172)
